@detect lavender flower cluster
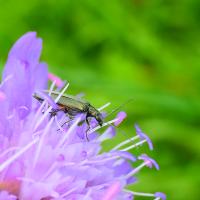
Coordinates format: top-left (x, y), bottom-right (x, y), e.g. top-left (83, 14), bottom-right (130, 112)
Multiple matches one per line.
top-left (0, 33), bottom-right (166, 200)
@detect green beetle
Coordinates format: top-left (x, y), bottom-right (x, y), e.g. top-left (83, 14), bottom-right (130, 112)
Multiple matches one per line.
top-left (33, 91), bottom-right (103, 127)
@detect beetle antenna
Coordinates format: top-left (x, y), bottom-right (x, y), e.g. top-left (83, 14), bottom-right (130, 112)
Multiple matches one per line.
top-left (109, 122), bottom-right (138, 148)
top-left (105, 99), bottom-right (134, 118)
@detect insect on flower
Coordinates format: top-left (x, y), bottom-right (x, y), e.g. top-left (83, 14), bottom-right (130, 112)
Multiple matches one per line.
top-left (33, 90), bottom-right (104, 138)
top-left (0, 32), bottom-right (166, 200)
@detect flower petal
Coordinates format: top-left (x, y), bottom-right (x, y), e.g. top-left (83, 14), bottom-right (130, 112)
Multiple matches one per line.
top-left (1, 32), bottom-right (46, 119)
top-left (33, 62), bottom-right (48, 90)
top-left (8, 32), bottom-right (42, 66)
top-left (2, 57), bottom-right (32, 119)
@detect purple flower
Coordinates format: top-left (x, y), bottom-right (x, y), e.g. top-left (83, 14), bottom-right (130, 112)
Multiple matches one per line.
top-left (155, 192), bottom-right (166, 200)
top-left (114, 111), bottom-right (127, 126)
top-left (135, 124), bottom-right (153, 150)
top-left (138, 154), bottom-right (159, 170)
top-left (0, 32), bottom-right (165, 200)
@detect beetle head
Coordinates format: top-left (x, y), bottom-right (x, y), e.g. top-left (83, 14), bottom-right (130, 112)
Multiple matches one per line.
top-left (88, 106), bottom-right (103, 126)
top-left (95, 112), bottom-right (103, 126)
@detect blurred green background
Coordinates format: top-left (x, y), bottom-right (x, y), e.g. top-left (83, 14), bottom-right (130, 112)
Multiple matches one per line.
top-left (0, 0), bottom-right (200, 199)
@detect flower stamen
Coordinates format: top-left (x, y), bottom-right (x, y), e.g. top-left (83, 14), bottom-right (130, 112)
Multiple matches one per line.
top-left (111, 135), bottom-right (140, 151)
top-left (120, 139), bottom-right (146, 152)
top-left (0, 138), bottom-right (38, 173)
top-left (123, 189), bottom-right (155, 198)
top-left (87, 118), bottom-right (119, 135)
top-left (0, 147), bottom-right (20, 158)
top-left (98, 102), bottom-right (111, 111)
top-left (33, 118), bottom-right (54, 168)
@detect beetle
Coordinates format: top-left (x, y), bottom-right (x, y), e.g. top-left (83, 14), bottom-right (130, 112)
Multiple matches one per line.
top-left (33, 90), bottom-right (103, 130)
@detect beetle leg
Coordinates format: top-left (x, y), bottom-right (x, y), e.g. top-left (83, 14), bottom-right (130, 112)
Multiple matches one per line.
top-left (86, 115), bottom-right (90, 126)
top-left (85, 128), bottom-right (90, 141)
top-left (57, 117), bottom-right (74, 131)
top-left (49, 108), bottom-right (62, 118)
top-left (85, 114), bottom-right (90, 141)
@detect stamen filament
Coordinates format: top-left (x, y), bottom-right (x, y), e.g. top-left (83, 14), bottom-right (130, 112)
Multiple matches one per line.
top-left (55, 116), bottom-right (66, 133)
top-left (0, 147), bottom-right (20, 158)
top-left (81, 155), bottom-right (119, 165)
top-left (125, 162), bottom-right (147, 179)
top-left (54, 83), bottom-right (69, 103)
top-left (32, 100), bottom-right (48, 129)
top-left (33, 118), bottom-right (54, 168)
top-left (120, 139), bottom-right (146, 151)
top-left (123, 189), bottom-right (155, 197)
top-left (88, 118), bottom-right (119, 135)
top-left (98, 102), bottom-right (111, 111)
top-left (48, 81), bottom-right (56, 95)
top-left (111, 135), bottom-right (140, 151)
top-left (0, 138), bottom-right (38, 173)
top-left (60, 186), bottom-right (79, 198)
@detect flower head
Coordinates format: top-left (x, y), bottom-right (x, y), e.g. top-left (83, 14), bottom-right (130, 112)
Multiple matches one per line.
top-left (0, 33), bottom-right (166, 200)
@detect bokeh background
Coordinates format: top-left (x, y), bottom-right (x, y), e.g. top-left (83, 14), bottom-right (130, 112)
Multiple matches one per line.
top-left (0, 0), bottom-right (200, 199)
